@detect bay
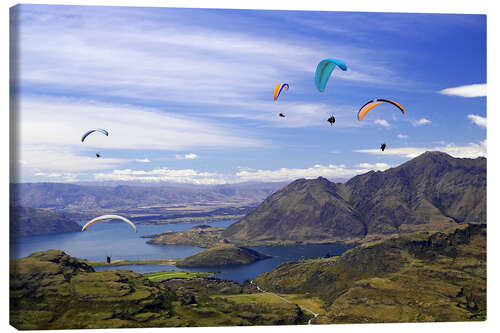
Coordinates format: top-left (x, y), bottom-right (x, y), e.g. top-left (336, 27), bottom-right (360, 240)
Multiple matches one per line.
top-left (10, 220), bottom-right (353, 283)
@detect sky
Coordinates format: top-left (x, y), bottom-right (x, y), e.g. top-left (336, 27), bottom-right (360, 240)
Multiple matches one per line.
top-left (10, 4), bottom-right (487, 184)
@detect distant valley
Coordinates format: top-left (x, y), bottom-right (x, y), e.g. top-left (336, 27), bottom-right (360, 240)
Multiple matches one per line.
top-left (10, 181), bottom-right (286, 212)
top-left (9, 182), bottom-right (286, 234)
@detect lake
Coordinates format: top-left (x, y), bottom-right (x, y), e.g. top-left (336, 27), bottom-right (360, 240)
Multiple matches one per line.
top-left (10, 220), bottom-right (354, 283)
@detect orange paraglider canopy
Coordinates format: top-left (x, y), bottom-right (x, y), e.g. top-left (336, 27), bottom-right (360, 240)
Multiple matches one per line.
top-left (357, 99), bottom-right (405, 121)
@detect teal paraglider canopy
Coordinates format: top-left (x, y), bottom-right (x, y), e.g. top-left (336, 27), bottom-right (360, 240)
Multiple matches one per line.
top-left (315, 58), bottom-right (347, 92)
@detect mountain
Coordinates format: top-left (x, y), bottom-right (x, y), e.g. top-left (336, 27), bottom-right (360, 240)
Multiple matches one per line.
top-left (10, 182), bottom-right (285, 211)
top-left (10, 205), bottom-right (81, 237)
top-left (254, 223), bottom-right (486, 323)
top-left (175, 244), bottom-right (271, 267)
top-left (223, 152), bottom-right (486, 245)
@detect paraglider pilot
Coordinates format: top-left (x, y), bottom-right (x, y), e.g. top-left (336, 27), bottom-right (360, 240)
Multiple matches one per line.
top-left (381, 143), bottom-right (386, 151)
top-left (327, 116), bottom-right (335, 126)
top-left (107, 256), bottom-right (111, 264)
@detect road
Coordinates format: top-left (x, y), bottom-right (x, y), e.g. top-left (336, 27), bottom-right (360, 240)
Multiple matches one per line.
top-left (250, 280), bottom-right (319, 325)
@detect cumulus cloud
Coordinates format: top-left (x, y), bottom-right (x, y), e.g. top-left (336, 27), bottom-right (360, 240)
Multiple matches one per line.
top-left (94, 168), bottom-right (223, 185)
top-left (397, 134), bottom-right (408, 139)
top-left (176, 153), bottom-right (198, 160)
top-left (412, 118), bottom-right (431, 126)
top-left (355, 140), bottom-right (486, 159)
top-left (92, 162), bottom-right (397, 184)
top-left (374, 119), bottom-right (390, 127)
top-left (467, 114), bottom-right (487, 128)
top-left (357, 163), bottom-right (392, 171)
top-left (34, 172), bottom-right (78, 182)
top-left (439, 84), bottom-right (486, 98)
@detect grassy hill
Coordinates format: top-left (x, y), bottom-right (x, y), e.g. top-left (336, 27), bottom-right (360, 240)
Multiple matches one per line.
top-left (224, 152), bottom-right (486, 245)
top-left (146, 225), bottom-right (225, 248)
top-left (254, 223), bottom-right (486, 323)
top-left (176, 244), bottom-right (271, 267)
top-left (10, 250), bottom-right (309, 329)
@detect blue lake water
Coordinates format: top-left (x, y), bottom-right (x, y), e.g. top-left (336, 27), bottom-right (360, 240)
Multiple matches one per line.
top-left (10, 220), bottom-right (354, 283)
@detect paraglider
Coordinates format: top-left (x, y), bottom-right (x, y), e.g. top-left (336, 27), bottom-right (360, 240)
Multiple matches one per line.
top-left (279, 113), bottom-right (286, 118)
top-left (96, 153), bottom-right (100, 158)
top-left (327, 115), bottom-right (336, 125)
top-left (357, 99), bottom-right (405, 121)
top-left (81, 129), bottom-right (109, 143)
top-left (106, 256), bottom-right (111, 264)
top-left (315, 58), bottom-right (347, 92)
top-left (81, 215), bottom-right (137, 233)
top-left (381, 143), bottom-right (386, 151)
top-left (273, 83), bottom-right (289, 101)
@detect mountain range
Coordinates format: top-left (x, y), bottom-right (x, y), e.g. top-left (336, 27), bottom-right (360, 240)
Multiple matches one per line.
top-left (223, 152), bottom-right (486, 245)
top-left (10, 182), bottom-right (286, 211)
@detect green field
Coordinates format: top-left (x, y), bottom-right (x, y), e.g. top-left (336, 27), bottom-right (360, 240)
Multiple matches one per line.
top-left (83, 258), bottom-right (177, 268)
top-left (218, 292), bottom-right (324, 316)
top-left (142, 270), bottom-right (214, 282)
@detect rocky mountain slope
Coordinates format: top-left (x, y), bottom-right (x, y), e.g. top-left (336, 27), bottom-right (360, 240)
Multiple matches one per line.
top-left (223, 152), bottom-right (486, 245)
top-left (254, 223), bottom-right (486, 323)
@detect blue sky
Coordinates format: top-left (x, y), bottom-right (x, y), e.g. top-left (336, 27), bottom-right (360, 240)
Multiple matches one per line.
top-left (10, 4), bottom-right (486, 184)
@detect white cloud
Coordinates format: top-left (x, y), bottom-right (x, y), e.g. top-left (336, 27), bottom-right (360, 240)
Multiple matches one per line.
top-left (374, 119), bottom-right (390, 127)
top-left (18, 147), bottom-right (127, 172)
top-left (18, 97), bottom-right (261, 151)
top-left (355, 139), bottom-right (486, 159)
top-left (357, 163), bottom-right (392, 171)
top-left (93, 168), bottom-right (225, 185)
top-left (14, 5), bottom-right (408, 116)
top-left (34, 172), bottom-right (78, 182)
top-left (397, 134), bottom-right (408, 139)
top-left (136, 158), bottom-right (151, 163)
top-left (176, 153), bottom-right (198, 160)
top-left (439, 84), bottom-right (486, 98)
top-left (467, 114), bottom-right (487, 128)
top-left (34, 172), bottom-right (61, 177)
top-left (14, 96), bottom-right (262, 175)
top-left (204, 102), bottom-right (361, 129)
top-left (235, 163), bottom-right (389, 182)
top-left (92, 162), bottom-right (397, 184)
top-left (412, 118), bottom-right (431, 126)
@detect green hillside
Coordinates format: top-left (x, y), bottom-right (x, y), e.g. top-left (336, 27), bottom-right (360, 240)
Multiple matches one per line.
top-left (10, 250), bottom-right (309, 329)
top-left (176, 244), bottom-right (271, 267)
top-left (254, 223), bottom-right (486, 323)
